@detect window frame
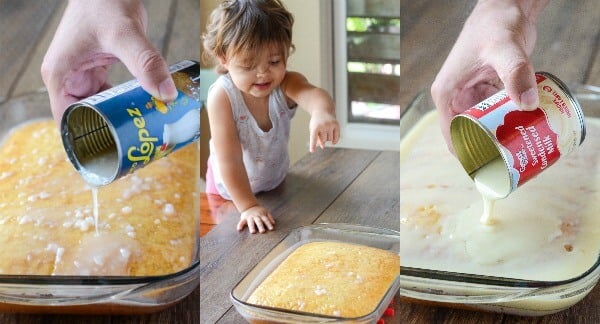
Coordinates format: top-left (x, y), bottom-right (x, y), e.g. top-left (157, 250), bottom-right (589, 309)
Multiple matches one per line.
top-left (329, 0), bottom-right (400, 151)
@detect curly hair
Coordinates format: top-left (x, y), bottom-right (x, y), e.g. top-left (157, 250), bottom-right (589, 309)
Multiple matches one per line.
top-left (202, 0), bottom-right (295, 74)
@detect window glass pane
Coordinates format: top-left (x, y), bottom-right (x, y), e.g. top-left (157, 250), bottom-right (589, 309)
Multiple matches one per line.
top-left (347, 0), bottom-right (400, 18)
top-left (346, 1), bottom-right (400, 125)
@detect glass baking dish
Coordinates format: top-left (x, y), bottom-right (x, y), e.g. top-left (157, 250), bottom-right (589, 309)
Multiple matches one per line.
top-left (400, 84), bottom-right (600, 316)
top-left (0, 91), bottom-right (199, 314)
top-left (230, 223), bottom-right (400, 323)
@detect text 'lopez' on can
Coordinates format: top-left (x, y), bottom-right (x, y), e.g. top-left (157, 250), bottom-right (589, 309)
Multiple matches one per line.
top-left (450, 72), bottom-right (585, 198)
top-left (61, 59), bottom-right (200, 187)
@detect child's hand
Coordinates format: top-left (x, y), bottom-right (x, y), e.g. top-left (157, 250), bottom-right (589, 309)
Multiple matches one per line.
top-left (309, 111), bottom-right (340, 153)
top-left (237, 205), bottom-right (275, 234)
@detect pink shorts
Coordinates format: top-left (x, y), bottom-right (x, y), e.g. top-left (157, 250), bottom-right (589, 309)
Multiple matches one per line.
top-left (204, 159), bottom-right (222, 197)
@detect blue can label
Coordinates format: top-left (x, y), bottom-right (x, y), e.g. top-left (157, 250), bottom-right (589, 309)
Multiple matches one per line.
top-left (63, 60), bottom-right (200, 185)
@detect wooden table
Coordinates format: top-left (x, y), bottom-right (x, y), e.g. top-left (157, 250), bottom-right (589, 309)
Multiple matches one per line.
top-left (199, 148), bottom-right (400, 323)
top-left (0, 1), bottom-right (199, 323)
top-left (401, 1), bottom-right (600, 323)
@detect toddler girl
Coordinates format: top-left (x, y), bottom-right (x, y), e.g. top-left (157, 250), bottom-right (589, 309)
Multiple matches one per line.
top-left (202, 0), bottom-right (339, 234)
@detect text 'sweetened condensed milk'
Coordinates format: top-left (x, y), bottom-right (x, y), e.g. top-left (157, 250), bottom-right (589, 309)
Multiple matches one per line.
top-left (450, 72), bottom-right (585, 224)
top-left (61, 60), bottom-right (200, 186)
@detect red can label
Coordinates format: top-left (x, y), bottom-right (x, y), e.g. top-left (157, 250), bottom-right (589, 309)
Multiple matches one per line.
top-left (462, 73), bottom-right (584, 191)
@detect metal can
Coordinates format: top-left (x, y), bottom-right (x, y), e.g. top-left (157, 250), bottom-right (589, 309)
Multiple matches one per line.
top-left (61, 59), bottom-right (200, 186)
top-left (450, 72), bottom-right (585, 198)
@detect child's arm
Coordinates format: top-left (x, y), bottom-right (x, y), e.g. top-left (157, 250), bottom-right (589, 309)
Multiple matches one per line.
top-left (281, 71), bottom-right (340, 152)
top-left (206, 86), bottom-right (275, 234)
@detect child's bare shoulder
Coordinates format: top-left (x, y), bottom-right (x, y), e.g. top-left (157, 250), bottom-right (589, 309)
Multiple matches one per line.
top-left (206, 82), bottom-right (231, 112)
top-left (282, 71), bottom-right (309, 85)
top-left (281, 71), bottom-right (313, 93)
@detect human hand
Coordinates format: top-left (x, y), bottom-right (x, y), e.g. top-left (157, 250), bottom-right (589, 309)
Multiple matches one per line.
top-left (237, 205), bottom-right (275, 234)
top-left (309, 110), bottom-right (340, 153)
top-left (41, 0), bottom-right (178, 122)
top-left (431, 0), bottom-right (549, 151)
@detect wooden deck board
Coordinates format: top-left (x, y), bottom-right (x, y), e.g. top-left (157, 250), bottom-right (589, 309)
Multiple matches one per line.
top-left (0, 1), bottom-right (61, 102)
top-left (166, 0), bottom-right (200, 63)
top-left (12, 1), bottom-right (65, 98)
top-left (399, 0), bottom-right (600, 111)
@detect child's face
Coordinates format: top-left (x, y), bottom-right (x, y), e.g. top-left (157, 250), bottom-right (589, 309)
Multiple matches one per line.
top-left (221, 45), bottom-right (287, 99)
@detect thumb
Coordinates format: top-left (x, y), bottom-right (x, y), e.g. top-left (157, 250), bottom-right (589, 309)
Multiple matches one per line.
top-left (108, 34), bottom-right (178, 102)
top-left (487, 45), bottom-right (538, 111)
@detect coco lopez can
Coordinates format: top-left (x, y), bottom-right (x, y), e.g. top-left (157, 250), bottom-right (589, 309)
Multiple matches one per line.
top-left (450, 72), bottom-right (585, 198)
top-left (61, 59), bottom-right (200, 186)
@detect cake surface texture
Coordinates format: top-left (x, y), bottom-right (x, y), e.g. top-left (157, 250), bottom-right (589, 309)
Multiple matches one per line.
top-left (247, 241), bottom-right (399, 318)
top-left (0, 120), bottom-right (198, 276)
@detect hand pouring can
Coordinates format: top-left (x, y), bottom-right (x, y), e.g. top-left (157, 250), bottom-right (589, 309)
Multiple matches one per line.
top-left (450, 72), bottom-right (585, 198)
top-left (61, 59), bottom-right (200, 186)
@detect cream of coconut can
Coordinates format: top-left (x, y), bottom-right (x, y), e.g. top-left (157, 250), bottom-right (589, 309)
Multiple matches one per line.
top-left (450, 72), bottom-right (585, 198)
top-left (61, 59), bottom-right (200, 186)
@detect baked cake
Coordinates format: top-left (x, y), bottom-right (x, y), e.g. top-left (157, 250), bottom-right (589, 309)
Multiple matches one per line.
top-left (0, 120), bottom-right (198, 276)
top-left (246, 241), bottom-right (399, 318)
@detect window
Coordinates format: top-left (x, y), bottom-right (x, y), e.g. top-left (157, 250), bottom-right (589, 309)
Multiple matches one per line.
top-left (332, 0), bottom-right (400, 150)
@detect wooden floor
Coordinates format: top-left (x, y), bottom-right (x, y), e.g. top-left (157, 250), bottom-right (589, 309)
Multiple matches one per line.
top-left (0, 1), bottom-right (200, 323)
top-left (200, 193), bottom-right (234, 236)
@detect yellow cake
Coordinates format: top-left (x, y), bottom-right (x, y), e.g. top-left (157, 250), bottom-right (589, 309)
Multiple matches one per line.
top-left (246, 241), bottom-right (399, 318)
top-left (0, 120), bottom-right (199, 276)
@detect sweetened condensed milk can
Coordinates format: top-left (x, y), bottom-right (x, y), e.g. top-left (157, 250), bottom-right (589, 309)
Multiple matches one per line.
top-left (450, 72), bottom-right (585, 224)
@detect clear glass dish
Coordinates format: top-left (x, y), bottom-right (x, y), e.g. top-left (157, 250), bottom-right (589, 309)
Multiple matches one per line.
top-left (400, 84), bottom-right (600, 316)
top-left (230, 223), bottom-right (400, 323)
top-left (0, 92), bottom-right (199, 314)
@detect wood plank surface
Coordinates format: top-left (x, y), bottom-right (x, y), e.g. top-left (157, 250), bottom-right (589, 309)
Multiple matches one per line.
top-left (11, 1), bottom-right (66, 97)
top-left (165, 0), bottom-right (200, 63)
top-left (316, 151), bottom-right (399, 231)
top-left (399, 0), bottom-right (473, 112)
top-left (531, 0), bottom-right (600, 83)
top-left (10, 0), bottom-right (198, 99)
top-left (400, 0), bottom-right (600, 111)
top-left (0, 1), bottom-right (61, 102)
top-left (400, 0), bottom-right (600, 323)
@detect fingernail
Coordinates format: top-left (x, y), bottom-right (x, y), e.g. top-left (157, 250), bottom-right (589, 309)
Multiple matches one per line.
top-left (519, 87), bottom-right (538, 110)
top-left (158, 78), bottom-right (178, 102)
